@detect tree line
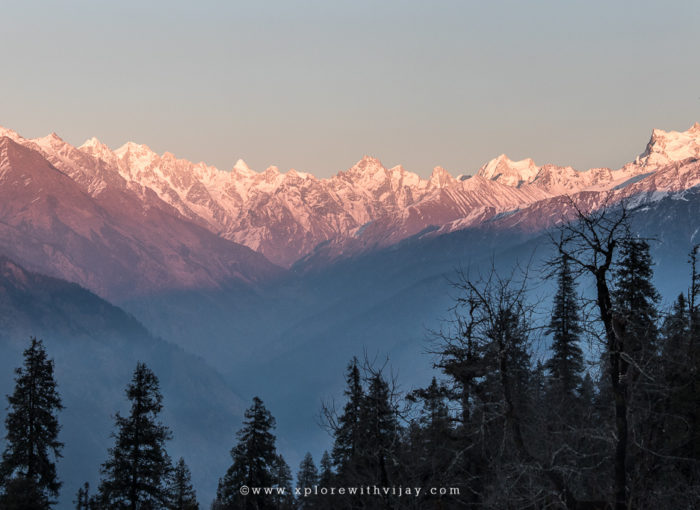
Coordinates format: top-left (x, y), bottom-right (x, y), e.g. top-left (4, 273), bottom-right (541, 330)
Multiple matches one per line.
top-left (1, 204), bottom-right (699, 509)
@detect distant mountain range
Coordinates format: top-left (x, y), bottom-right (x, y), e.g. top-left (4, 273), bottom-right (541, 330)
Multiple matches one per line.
top-left (1, 123), bottom-right (699, 293)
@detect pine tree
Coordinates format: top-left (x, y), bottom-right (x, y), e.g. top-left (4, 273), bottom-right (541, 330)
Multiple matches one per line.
top-left (75, 483), bottom-right (89, 510)
top-left (316, 452), bottom-right (333, 510)
top-left (686, 246), bottom-right (700, 461)
top-left (405, 377), bottom-right (455, 505)
top-left (612, 237), bottom-right (663, 506)
top-left (318, 451), bottom-right (332, 486)
top-left (545, 255), bottom-right (585, 402)
top-left (0, 337), bottom-right (63, 509)
top-left (331, 357), bottom-right (364, 478)
top-left (662, 287), bottom-right (700, 471)
top-left (612, 237), bottom-right (660, 357)
top-left (296, 453), bottom-right (318, 489)
top-left (406, 377), bottom-right (452, 470)
top-left (358, 371), bottom-right (399, 488)
top-left (97, 362), bottom-right (173, 509)
top-left (214, 397), bottom-right (279, 510)
top-left (296, 453), bottom-right (318, 510)
top-left (689, 245), bottom-right (700, 338)
top-left (74, 482), bottom-right (98, 510)
top-left (167, 458), bottom-right (198, 510)
top-left (686, 247), bottom-right (700, 460)
top-left (271, 454), bottom-right (294, 510)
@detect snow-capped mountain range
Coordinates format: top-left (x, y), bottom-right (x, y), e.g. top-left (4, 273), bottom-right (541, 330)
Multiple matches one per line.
top-left (0, 123), bottom-right (699, 295)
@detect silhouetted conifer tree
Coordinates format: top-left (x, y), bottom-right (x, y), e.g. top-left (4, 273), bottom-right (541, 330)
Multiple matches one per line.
top-left (74, 482), bottom-right (99, 510)
top-left (296, 453), bottom-right (318, 489)
top-left (167, 458), bottom-right (198, 510)
top-left (214, 397), bottom-right (280, 510)
top-left (405, 377), bottom-right (456, 507)
top-left (271, 454), bottom-right (294, 510)
top-left (613, 237), bottom-right (660, 356)
top-left (316, 452), bottom-right (333, 509)
top-left (685, 246), bottom-right (700, 460)
top-left (545, 255), bottom-right (585, 403)
top-left (331, 357), bottom-right (364, 480)
top-left (318, 452), bottom-right (332, 485)
top-left (358, 371), bottom-right (400, 489)
top-left (296, 453), bottom-right (318, 510)
top-left (75, 483), bottom-right (88, 510)
top-left (97, 362), bottom-right (172, 509)
top-left (0, 337), bottom-right (63, 509)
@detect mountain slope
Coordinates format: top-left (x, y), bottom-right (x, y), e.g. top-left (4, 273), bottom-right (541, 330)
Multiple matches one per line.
top-left (0, 257), bottom-right (247, 508)
top-left (0, 136), bottom-right (281, 300)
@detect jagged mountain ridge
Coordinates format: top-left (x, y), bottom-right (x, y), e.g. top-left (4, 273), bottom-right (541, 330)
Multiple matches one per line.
top-left (0, 134), bottom-right (281, 300)
top-left (1, 123), bottom-right (699, 276)
top-left (294, 123), bottom-right (700, 267)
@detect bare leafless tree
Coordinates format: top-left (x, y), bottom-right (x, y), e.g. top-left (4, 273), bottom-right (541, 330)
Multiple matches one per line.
top-left (551, 199), bottom-right (630, 510)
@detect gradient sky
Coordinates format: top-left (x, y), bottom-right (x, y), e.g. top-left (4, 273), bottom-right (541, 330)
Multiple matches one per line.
top-left (1, 0), bottom-right (699, 178)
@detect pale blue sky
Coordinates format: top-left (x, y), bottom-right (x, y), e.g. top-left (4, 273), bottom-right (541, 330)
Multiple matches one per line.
top-left (1, 0), bottom-right (698, 177)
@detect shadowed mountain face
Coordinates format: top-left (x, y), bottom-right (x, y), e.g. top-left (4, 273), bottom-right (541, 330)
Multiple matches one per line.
top-left (0, 257), bottom-right (246, 508)
top-left (0, 136), bottom-right (281, 300)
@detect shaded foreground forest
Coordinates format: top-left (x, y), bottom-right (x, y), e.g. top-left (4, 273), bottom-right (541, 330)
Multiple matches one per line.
top-left (1, 204), bottom-right (699, 510)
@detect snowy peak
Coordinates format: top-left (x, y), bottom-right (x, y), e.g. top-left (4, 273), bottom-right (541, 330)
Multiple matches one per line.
top-left (77, 137), bottom-right (119, 169)
top-left (477, 154), bottom-right (540, 187)
top-left (347, 155), bottom-right (386, 177)
top-left (232, 158), bottom-right (254, 176)
top-left (637, 123), bottom-right (700, 168)
top-left (80, 136), bottom-right (109, 152)
top-left (0, 126), bottom-right (23, 142)
top-left (115, 141), bottom-right (158, 160)
top-left (429, 166), bottom-right (456, 188)
top-left (33, 132), bottom-right (68, 152)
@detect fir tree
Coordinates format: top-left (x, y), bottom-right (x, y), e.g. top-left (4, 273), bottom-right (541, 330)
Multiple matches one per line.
top-left (316, 452), bottom-right (333, 510)
top-left (407, 377), bottom-right (452, 466)
top-left (358, 371), bottom-right (399, 488)
top-left (74, 482), bottom-right (89, 510)
top-left (296, 453), bottom-right (318, 489)
top-left (545, 255), bottom-right (585, 402)
top-left (612, 237), bottom-right (660, 357)
top-left (0, 337), bottom-right (63, 509)
top-left (318, 451), bottom-right (333, 486)
top-left (97, 362), bottom-right (173, 509)
top-left (685, 247), bottom-right (700, 460)
top-left (271, 454), bottom-right (294, 510)
top-left (405, 377), bottom-right (455, 504)
top-left (689, 245), bottom-right (700, 338)
top-left (296, 453), bottom-right (318, 510)
top-left (662, 288), bottom-right (700, 464)
top-left (215, 397), bottom-right (279, 510)
top-left (167, 458), bottom-right (198, 510)
top-left (331, 357), bottom-right (364, 477)
top-left (74, 482), bottom-right (100, 510)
